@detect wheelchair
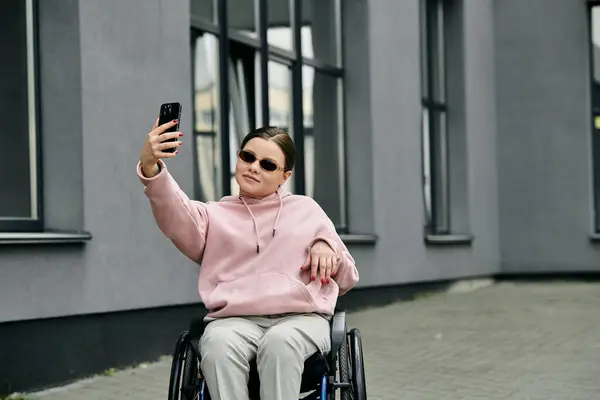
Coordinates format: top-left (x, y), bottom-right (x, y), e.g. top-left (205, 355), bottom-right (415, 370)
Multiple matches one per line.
top-left (167, 310), bottom-right (367, 400)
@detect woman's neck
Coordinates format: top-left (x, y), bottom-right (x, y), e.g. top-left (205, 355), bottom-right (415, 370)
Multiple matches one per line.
top-left (239, 188), bottom-right (277, 200)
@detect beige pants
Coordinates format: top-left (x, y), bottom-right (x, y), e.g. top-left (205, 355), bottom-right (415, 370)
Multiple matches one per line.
top-left (199, 313), bottom-right (331, 400)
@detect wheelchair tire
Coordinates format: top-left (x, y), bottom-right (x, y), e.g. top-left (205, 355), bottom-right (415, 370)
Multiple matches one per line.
top-left (349, 328), bottom-right (367, 400)
top-left (180, 342), bottom-right (200, 400)
top-left (168, 332), bottom-right (188, 400)
top-left (339, 332), bottom-right (353, 400)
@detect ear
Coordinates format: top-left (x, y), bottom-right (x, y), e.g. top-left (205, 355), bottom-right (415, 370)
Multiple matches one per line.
top-left (281, 170), bottom-right (292, 186)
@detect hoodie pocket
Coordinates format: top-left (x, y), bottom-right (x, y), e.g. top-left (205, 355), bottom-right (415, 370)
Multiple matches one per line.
top-left (204, 272), bottom-right (318, 316)
top-left (304, 278), bottom-right (339, 311)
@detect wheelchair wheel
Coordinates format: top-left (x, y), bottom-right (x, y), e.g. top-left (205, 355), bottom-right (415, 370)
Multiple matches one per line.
top-left (349, 328), bottom-right (367, 400)
top-left (168, 332), bottom-right (203, 400)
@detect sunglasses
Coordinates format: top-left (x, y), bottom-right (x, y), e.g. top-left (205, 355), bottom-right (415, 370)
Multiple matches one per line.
top-left (238, 150), bottom-right (283, 172)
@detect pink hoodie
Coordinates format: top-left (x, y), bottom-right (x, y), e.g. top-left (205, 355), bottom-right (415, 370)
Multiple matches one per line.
top-left (137, 160), bottom-right (359, 319)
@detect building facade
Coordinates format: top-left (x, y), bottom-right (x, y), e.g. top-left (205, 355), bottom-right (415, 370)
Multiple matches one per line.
top-left (2, 0), bottom-right (600, 394)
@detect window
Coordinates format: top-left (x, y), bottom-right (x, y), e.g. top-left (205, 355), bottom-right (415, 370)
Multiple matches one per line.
top-left (421, 0), bottom-right (449, 235)
top-left (0, 0), bottom-right (41, 232)
top-left (590, 4), bottom-right (600, 232)
top-left (190, 0), bottom-right (346, 230)
top-left (192, 32), bottom-right (220, 202)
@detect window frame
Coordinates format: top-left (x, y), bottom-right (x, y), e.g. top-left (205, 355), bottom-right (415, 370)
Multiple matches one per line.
top-left (587, 2), bottom-right (600, 233)
top-left (190, 0), bottom-right (348, 231)
top-left (0, 0), bottom-right (44, 233)
top-left (420, 0), bottom-right (450, 236)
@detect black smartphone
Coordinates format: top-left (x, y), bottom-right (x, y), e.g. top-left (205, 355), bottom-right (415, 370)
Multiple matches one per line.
top-left (158, 102), bottom-right (182, 153)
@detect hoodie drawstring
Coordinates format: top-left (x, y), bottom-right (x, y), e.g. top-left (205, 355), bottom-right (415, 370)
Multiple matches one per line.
top-left (240, 189), bottom-right (284, 254)
top-left (240, 197), bottom-right (261, 253)
top-left (273, 190), bottom-right (283, 237)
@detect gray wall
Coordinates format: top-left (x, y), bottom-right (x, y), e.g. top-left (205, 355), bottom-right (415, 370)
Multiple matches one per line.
top-left (0, 0), bottom-right (199, 323)
top-left (495, 0), bottom-right (600, 273)
top-left (78, 0), bottom-right (198, 313)
top-left (344, 0), bottom-right (499, 287)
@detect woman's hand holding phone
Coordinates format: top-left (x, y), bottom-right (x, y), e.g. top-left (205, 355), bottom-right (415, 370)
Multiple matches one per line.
top-left (139, 118), bottom-right (183, 178)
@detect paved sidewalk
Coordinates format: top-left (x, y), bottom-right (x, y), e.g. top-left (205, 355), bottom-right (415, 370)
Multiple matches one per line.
top-left (23, 281), bottom-right (600, 400)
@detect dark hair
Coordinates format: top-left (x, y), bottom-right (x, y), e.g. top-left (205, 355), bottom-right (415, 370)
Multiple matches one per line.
top-left (240, 126), bottom-right (295, 172)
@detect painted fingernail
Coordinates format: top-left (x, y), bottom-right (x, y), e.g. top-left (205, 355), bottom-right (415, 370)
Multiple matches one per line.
top-left (311, 276), bottom-right (316, 281)
top-left (179, 133), bottom-right (183, 137)
top-left (175, 150), bottom-right (179, 154)
top-left (172, 119), bottom-right (178, 123)
top-left (321, 279), bottom-right (325, 284)
top-left (326, 279), bottom-right (330, 283)
top-left (179, 141), bottom-right (183, 145)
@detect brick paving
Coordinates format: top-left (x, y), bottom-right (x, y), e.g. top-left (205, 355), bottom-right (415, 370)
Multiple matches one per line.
top-left (21, 281), bottom-right (600, 400)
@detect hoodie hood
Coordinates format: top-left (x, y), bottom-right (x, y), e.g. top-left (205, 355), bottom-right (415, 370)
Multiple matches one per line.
top-left (219, 188), bottom-right (293, 253)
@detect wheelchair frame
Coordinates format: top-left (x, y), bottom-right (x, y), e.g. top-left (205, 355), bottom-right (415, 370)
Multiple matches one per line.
top-left (167, 310), bottom-right (367, 400)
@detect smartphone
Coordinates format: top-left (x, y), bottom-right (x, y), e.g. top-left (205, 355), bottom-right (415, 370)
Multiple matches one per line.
top-left (158, 102), bottom-right (182, 153)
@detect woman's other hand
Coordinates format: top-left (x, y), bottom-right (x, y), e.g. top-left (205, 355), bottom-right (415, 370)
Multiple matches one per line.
top-left (301, 240), bottom-right (338, 284)
top-left (139, 118), bottom-right (183, 177)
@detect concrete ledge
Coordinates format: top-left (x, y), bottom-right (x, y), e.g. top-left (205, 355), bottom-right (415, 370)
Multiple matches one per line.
top-left (424, 233), bottom-right (473, 246)
top-left (496, 271), bottom-right (600, 282)
top-left (339, 233), bottom-right (377, 245)
top-left (0, 231), bottom-right (92, 245)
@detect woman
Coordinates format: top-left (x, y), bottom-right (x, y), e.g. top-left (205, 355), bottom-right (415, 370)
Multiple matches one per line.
top-left (137, 119), bottom-right (359, 400)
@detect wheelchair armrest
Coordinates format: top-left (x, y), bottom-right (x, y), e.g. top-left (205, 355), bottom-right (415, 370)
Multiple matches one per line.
top-left (329, 309), bottom-right (346, 365)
